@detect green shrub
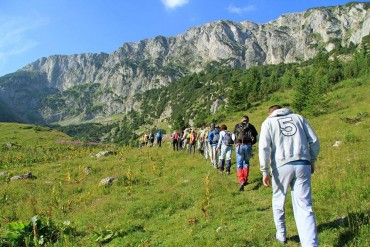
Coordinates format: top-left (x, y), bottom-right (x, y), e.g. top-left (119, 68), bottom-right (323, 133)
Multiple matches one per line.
top-left (0, 215), bottom-right (75, 246)
top-left (345, 131), bottom-right (359, 142)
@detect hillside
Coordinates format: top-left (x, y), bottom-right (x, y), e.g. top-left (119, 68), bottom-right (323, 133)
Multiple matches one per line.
top-left (48, 41), bottom-right (369, 146)
top-left (0, 123), bottom-right (70, 148)
top-left (0, 2), bottom-right (369, 124)
top-left (0, 76), bottom-right (368, 246)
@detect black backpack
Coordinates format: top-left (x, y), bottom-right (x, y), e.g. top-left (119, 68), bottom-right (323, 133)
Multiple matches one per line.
top-left (235, 123), bottom-right (256, 144)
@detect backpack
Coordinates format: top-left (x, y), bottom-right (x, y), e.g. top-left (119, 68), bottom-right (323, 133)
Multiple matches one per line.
top-left (189, 133), bottom-right (196, 144)
top-left (149, 133), bottom-right (155, 140)
top-left (173, 132), bottom-right (179, 139)
top-left (204, 130), bottom-right (209, 140)
top-left (212, 130), bottom-right (220, 144)
top-left (235, 123), bottom-right (256, 144)
top-left (223, 131), bottom-right (234, 146)
top-left (156, 132), bottom-right (162, 139)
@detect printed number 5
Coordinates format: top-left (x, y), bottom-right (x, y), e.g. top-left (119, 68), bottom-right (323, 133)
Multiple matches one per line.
top-left (278, 117), bottom-right (297, 136)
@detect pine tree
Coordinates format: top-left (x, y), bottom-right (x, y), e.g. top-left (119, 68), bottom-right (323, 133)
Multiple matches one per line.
top-left (228, 76), bottom-right (244, 110)
top-left (293, 70), bottom-right (312, 113)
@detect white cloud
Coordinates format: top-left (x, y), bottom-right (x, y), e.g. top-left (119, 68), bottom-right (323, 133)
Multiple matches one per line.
top-left (0, 14), bottom-right (45, 66)
top-left (161, 0), bottom-right (189, 9)
top-left (227, 4), bottom-right (255, 15)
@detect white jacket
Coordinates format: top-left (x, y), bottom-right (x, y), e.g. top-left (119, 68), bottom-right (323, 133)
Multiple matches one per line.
top-left (259, 108), bottom-right (320, 176)
top-left (217, 130), bottom-right (235, 149)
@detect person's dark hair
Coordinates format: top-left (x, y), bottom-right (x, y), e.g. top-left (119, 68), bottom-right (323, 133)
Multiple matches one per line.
top-left (269, 105), bottom-right (282, 113)
top-left (220, 124), bottom-right (227, 130)
top-left (242, 115), bottom-right (249, 123)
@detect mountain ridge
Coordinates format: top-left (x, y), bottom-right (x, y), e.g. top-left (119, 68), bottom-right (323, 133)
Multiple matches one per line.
top-left (0, 2), bottom-right (369, 124)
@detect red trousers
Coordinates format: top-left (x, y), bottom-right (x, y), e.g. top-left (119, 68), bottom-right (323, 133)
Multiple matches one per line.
top-left (237, 167), bottom-right (249, 184)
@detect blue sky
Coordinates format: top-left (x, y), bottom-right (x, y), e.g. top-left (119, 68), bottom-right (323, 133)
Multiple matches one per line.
top-left (0, 0), bottom-right (362, 76)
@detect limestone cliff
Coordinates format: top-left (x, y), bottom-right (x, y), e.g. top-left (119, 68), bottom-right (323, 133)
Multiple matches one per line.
top-left (0, 2), bottom-right (369, 123)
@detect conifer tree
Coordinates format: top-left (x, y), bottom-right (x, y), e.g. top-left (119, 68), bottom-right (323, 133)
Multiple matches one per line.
top-left (293, 70), bottom-right (312, 113)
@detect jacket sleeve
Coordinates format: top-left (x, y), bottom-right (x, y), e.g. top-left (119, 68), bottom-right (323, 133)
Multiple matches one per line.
top-left (258, 121), bottom-right (271, 176)
top-left (233, 124), bottom-right (238, 135)
top-left (251, 124), bottom-right (259, 144)
top-left (208, 132), bottom-right (213, 143)
top-left (217, 131), bottom-right (223, 149)
top-left (252, 124), bottom-right (258, 138)
top-left (303, 119), bottom-right (320, 163)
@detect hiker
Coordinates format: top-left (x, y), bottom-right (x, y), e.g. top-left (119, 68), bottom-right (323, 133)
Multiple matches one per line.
top-left (171, 130), bottom-right (180, 151)
top-left (149, 132), bottom-right (155, 147)
top-left (207, 124), bottom-right (215, 161)
top-left (259, 105), bottom-right (320, 246)
top-left (216, 124), bottom-right (235, 174)
top-left (182, 128), bottom-right (190, 151)
top-left (179, 129), bottom-right (184, 150)
top-left (203, 126), bottom-right (210, 159)
top-left (233, 115), bottom-right (258, 191)
top-left (144, 133), bottom-right (149, 146)
top-left (139, 135), bottom-right (146, 148)
top-left (208, 124), bottom-right (220, 168)
top-left (187, 129), bottom-right (197, 154)
top-left (197, 127), bottom-right (205, 155)
top-left (156, 130), bottom-right (162, 147)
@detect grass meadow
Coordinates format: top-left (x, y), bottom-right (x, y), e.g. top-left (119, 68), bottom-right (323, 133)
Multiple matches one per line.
top-left (0, 77), bottom-right (369, 246)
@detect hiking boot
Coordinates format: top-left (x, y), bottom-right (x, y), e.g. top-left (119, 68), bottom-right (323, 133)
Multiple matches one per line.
top-left (239, 184), bottom-right (244, 191)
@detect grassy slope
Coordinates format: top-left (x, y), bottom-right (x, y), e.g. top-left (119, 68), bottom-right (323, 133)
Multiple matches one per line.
top-left (0, 77), bottom-right (368, 246)
top-left (0, 123), bottom-right (70, 147)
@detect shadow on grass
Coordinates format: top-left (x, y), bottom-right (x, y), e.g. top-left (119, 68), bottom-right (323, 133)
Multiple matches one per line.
top-left (286, 235), bottom-right (300, 244)
top-left (288, 211), bottom-right (369, 246)
top-left (230, 177), bottom-right (263, 194)
top-left (250, 177), bottom-right (263, 191)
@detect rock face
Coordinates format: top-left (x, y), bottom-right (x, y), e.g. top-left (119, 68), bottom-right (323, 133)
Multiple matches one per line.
top-left (0, 2), bottom-right (369, 123)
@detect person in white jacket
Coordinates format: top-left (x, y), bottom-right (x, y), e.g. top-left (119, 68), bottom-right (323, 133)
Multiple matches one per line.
top-left (216, 124), bottom-right (235, 174)
top-left (259, 105), bottom-right (320, 246)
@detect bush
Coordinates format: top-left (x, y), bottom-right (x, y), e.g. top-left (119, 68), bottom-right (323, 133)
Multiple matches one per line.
top-left (0, 215), bottom-right (75, 246)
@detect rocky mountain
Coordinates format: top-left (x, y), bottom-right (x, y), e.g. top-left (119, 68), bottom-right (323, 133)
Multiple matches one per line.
top-left (0, 2), bottom-right (369, 124)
